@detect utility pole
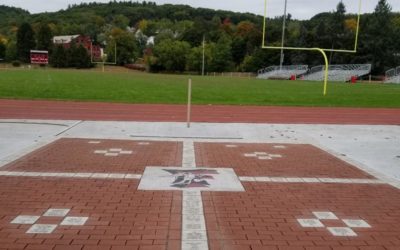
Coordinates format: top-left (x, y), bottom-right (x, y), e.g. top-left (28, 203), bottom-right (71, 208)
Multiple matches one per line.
top-left (202, 35), bottom-right (205, 76)
top-left (280, 0), bottom-right (288, 71)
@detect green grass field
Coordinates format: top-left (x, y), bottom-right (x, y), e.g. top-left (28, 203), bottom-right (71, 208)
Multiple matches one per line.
top-left (0, 68), bottom-right (399, 108)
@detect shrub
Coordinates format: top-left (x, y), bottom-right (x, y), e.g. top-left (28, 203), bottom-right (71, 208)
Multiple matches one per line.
top-left (12, 60), bottom-right (21, 67)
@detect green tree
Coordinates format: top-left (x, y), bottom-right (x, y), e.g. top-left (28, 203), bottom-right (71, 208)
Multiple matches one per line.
top-left (187, 43), bottom-right (213, 73)
top-left (16, 22), bottom-right (36, 63)
top-left (74, 45), bottom-right (92, 68)
top-left (36, 23), bottom-right (53, 50)
top-left (209, 35), bottom-right (234, 72)
top-left (231, 37), bottom-right (247, 67)
top-left (0, 42), bottom-right (5, 60)
top-left (361, 0), bottom-right (395, 73)
top-left (153, 39), bottom-right (191, 72)
top-left (50, 45), bottom-right (67, 68)
top-left (106, 28), bottom-right (138, 65)
top-left (5, 42), bottom-right (18, 62)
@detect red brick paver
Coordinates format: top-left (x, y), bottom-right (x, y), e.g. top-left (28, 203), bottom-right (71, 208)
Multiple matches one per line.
top-left (3, 138), bottom-right (182, 174)
top-left (0, 177), bottom-right (181, 250)
top-left (195, 143), bottom-right (374, 179)
top-left (1, 99), bottom-right (400, 125)
top-left (203, 182), bottom-right (400, 250)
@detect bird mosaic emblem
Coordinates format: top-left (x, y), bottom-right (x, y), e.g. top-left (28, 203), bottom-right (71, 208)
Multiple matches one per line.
top-left (163, 169), bottom-right (219, 188)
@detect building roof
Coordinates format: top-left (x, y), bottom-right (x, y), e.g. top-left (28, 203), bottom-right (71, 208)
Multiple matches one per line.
top-left (53, 35), bottom-right (80, 44)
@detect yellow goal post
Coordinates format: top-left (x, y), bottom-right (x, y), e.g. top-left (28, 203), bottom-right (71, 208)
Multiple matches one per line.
top-left (261, 0), bottom-right (362, 95)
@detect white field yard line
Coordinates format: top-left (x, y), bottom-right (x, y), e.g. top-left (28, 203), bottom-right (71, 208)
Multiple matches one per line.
top-left (181, 141), bottom-right (209, 250)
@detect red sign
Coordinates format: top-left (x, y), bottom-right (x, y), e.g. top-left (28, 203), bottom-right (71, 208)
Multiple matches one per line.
top-left (30, 50), bottom-right (49, 65)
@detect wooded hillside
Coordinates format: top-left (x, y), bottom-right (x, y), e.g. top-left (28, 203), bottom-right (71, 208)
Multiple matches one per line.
top-left (0, 0), bottom-right (399, 74)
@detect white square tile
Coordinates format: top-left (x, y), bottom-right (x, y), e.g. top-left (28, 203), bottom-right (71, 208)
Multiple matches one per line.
top-left (108, 174), bottom-right (126, 179)
top-left (26, 224), bottom-right (57, 234)
top-left (269, 177), bottom-right (288, 182)
top-left (183, 214), bottom-right (206, 224)
top-left (269, 154), bottom-right (282, 158)
top-left (183, 200), bottom-right (203, 210)
top-left (11, 215), bottom-right (40, 224)
top-left (342, 219), bottom-right (371, 228)
top-left (273, 145), bottom-right (287, 149)
top-left (297, 219), bottom-right (324, 228)
top-left (60, 217), bottom-right (88, 226)
top-left (105, 153), bottom-right (119, 157)
top-left (109, 148), bottom-right (122, 152)
top-left (327, 227), bottom-right (357, 236)
top-left (286, 178), bottom-right (304, 183)
top-left (23, 172), bottom-right (42, 177)
top-left (94, 150), bottom-right (107, 154)
top-left (239, 176), bottom-right (255, 181)
top-left (75, 173), bottom-right (93, 178)
top-left (254, 177), bottom-right (271, 182)
top-left (225, 145), bottom-right (238, 148)
top-left (88, 141), bottom-right (101, 144)
top-left (119, 151), bottom-right (133, 154)
top-left (0, 171), bottom-right (10, 176)
top-left (258, 156), bottom-right (272, 160)
top-left (254, 152), bottom-right (268, 155)
top-left (182, 222), bottom-right (206, 231)
top-left (183, 191), bottom-right (201, 196)
top-left (91, 173), bottom-right (110, 178)
top-left (138, 142), bottom-right (150, 145)
top-left (302, 178), bottom-right (320, 183)
top-left (182, 230), bottom-right (207, 241)
top-left (244, 153), bottom-right (257, 157)
top-left (182, 241), bottom-right (208, 250)
top-left (43, 208), bottom-right (70, 217)
top-left (182, 206), bottom-right (203, 215)
top-left (313, 212), bottom-right (338, 220)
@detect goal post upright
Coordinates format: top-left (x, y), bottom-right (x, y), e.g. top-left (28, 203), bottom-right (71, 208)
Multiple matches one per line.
top-left (262, 0), bottom-right (362, 96)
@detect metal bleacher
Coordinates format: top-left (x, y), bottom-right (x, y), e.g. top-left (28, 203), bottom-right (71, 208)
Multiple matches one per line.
top-left (385, 66), bottom-right (400, 84)
top-left (303, 64), bottom-right (372, 82)
top-left (257, 65), bottom-right (308, 79)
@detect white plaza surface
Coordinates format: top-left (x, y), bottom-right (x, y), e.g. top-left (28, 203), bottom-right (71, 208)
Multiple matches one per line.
top-left (0, 119), bottom-right (399, 249)
top-left (0, 119), bottom-right (399, 185)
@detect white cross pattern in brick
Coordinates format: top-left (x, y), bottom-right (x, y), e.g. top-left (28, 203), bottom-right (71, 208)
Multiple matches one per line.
top-left (94, 148), bottom-right (133, 156)
top-left (244, 152), bottom-right (282, 160)
top-left (297, 211), bottom-right (371, 237)
top-left (11, 208), bottom-right (89, 234)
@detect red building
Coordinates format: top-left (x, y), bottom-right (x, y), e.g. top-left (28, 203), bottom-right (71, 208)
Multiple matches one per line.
top-left (53, 35), bottom-right (103, 60)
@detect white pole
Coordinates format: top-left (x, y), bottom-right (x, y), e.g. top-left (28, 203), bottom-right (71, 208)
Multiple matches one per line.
top-left (187, 79), bottom-right (192, 128)
top-left (280, 0), bottom-right (288, 71)
top-left (202, 35), bottom-right (205, 76)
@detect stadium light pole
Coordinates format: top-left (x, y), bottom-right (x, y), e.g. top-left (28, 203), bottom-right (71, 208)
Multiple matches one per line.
top-left (279, 0), bottom-right (288, 71)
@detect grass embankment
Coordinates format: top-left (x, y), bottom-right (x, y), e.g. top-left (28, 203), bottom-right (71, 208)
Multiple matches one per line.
top-left (0, 68), bottom-right (399, 108)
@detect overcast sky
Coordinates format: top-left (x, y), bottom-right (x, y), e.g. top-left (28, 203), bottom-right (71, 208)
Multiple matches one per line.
top-left (1, 0), bottom-right (399, 19)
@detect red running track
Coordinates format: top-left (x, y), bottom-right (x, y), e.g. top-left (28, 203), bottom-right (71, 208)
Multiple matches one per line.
top-left (0, 99), bottom-right (399, 125)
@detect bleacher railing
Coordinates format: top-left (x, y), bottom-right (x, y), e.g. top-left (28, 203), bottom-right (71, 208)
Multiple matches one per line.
top-left (257, 65), bottom-right (308, 79)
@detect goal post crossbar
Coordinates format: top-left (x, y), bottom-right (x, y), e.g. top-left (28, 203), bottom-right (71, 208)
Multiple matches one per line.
top-left (261, 0), bottom-right (363, 95)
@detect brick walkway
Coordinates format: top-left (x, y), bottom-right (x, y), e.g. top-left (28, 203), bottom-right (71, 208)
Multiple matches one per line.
top-left (0, 139), bottom-right (399, 250)
top-left (1, 99), bottom-right (400, 125)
